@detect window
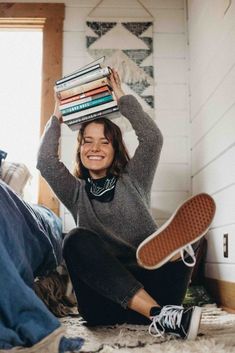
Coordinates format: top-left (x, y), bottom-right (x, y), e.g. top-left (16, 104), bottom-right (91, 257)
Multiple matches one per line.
top-left (0, 3), bottom-right (65, 214)
top-left (0, 29), bottom-right (42, 202)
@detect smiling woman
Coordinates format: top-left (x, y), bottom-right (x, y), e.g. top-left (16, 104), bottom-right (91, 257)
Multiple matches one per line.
top-left (73, 117), bottom-right (129, 203)
top-left (80, 122), bottom-right (115, 179)
top-left (75, 118), bottom-right (129, 181)
top-left (37, 69), bottom-right (213, 341)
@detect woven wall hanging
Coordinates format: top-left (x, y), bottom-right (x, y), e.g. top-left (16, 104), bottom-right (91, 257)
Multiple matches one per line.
top-left (86, 0), bottom-right (154, 129)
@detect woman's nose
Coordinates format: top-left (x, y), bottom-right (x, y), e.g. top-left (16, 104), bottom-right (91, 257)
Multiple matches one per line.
top-left (91, 141), bottom-right (100, 151)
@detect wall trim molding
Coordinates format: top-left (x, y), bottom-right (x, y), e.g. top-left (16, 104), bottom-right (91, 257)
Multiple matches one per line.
top-left (205, 277), bottom-right (235, 310)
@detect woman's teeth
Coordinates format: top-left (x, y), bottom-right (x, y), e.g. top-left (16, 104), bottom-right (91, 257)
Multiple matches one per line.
top-left (88, 156), bottom-right (103, 160)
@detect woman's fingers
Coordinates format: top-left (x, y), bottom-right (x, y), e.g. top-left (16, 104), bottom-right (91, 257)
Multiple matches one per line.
top-left (112, 69), bottom-right (121, 86)
top-left (109, 68), bottom-right (125, 102)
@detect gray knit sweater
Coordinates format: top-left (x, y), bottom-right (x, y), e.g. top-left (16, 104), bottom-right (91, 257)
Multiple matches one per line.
top-left (37, 95), bottom-right (163, 264)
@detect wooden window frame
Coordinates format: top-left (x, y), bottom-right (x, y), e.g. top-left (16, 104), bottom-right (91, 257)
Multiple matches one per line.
top-left (0, 3), bottom-right (65, 215)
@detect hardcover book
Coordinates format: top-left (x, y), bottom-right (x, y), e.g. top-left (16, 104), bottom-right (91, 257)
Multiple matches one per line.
top-left (55, 56), bottom-right (120, 130)
top-left (55, 67), bottom-right (111, 93)
top-left (66, 106), bottom-right (120, 131)
top-left (62, 100), bottom-right (118, 122)
top-left (60, 94), bottom-right (114, 116)
top-left (55, 56), bottom-right (105, 85)
top-left (59, 85), bottom-right (111, 105)
top-left (59, 90), bottom-right (111, 110)
top-left (57, 77), bottom-right (112, 100)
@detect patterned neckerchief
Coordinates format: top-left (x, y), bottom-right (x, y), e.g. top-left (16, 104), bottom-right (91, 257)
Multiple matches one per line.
top-left (85, 174), bottom-right (118, 202)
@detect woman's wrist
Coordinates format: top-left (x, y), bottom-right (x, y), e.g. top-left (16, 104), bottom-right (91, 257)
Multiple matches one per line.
top-left (52, 115), bottom-right (63, 125)
top-left (115, 90), bottom-right (125, 102)
top-left (53, 108), bottom-right (63, 122)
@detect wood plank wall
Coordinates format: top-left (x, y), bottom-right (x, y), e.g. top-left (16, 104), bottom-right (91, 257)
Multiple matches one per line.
top-left (187, 0), bottom-right (235, 307)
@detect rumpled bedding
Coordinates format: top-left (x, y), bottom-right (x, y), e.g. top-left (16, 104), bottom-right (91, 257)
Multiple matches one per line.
top-left (0, 180), bottom-right (63, 349)
top-left (0, 180), bottom-right (63, 285)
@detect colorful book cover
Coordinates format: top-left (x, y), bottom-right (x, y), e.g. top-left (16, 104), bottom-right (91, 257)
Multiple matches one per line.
top-left (56, 64), bottom-right (101, 85)
top-left (62, 100), bottom-right (118, 122)
top-left (57, 77), bottom-right (111, 100)
top-left (61, 94), bottom-right (114, 116)
top-left (56, 56), bottom-right (105, 85)
top-left (66, 106), bottom-right (120, 130)
top-left (60, 85), bottom-right (110, 105)
top-left (55, 67), bottom-right (111, 93)
top-left (59, 90), bottom-right (111, 110)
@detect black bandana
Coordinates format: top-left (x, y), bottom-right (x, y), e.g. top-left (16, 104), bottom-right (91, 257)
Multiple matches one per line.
top-left (85, 174), bottom-right (118, 202)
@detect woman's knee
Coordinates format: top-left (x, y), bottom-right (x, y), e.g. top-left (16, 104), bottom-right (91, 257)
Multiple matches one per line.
top-left (62, 228), bottom-right (98, 258)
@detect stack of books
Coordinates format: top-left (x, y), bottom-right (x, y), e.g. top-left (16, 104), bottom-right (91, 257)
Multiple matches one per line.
top-left (55, 57), bottom-right (119, 131)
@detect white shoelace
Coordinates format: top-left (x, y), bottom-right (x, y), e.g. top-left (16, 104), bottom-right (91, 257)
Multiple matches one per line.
top-left (149, 305), bottom-right (184, 337)
top-left (180, 244), bottom-right (196, 267)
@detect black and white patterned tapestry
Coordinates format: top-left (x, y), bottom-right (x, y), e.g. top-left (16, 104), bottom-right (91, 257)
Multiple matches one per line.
top-left (86, 20), bottom-right (154, 125)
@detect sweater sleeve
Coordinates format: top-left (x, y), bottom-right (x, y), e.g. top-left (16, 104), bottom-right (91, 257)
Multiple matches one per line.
top-left (37, 116), bottom-right (80, 219)
top-left (119, 95), bottom-right (163, 194)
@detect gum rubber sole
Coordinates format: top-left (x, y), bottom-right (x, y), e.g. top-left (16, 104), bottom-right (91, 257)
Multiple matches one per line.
top-left (187, 306), bottom-right (202, 340)
top-left (136, 193), bottom-right (216, 269)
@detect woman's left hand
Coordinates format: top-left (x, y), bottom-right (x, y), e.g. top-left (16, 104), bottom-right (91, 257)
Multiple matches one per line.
top-left (109, 69), bottom-right (125, 102)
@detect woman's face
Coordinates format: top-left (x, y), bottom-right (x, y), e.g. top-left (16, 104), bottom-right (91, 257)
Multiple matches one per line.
top-left (80, 122), bottom-right (115, 179)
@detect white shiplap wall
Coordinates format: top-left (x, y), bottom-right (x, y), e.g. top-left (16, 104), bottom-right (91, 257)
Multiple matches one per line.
top-left (187, 0), bottom-right (235, 282)
top-left (7, 0), bottom-right (190, 231)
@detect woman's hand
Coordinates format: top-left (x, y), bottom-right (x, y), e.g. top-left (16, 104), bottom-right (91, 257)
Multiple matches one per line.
top-left (109, 69), bottom-right (125, 102)
top-left (53, 91), bottom-right (63, 122)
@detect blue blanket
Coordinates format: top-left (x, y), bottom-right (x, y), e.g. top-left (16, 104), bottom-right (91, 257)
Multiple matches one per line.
top-left (0, 180), bottom-right (63, 348)
top-left (0, 181), bottom-right (63, 283)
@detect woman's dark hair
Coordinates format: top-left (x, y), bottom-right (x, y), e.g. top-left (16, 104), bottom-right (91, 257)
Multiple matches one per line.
top-left (74, 118), bottom-right (130, 179)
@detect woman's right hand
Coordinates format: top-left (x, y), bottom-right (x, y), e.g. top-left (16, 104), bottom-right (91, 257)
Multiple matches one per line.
top-left (53, 91), bottom-right (63, 122)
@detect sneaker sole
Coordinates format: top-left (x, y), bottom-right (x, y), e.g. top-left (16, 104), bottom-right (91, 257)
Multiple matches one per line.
top-left (187, 306), bottom-right (202, 340)
top-left (136, 193), bottom-right (216, 270)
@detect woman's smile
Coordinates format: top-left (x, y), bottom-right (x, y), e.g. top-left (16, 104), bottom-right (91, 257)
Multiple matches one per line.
top-left (80, 122), bottom-right (115, 179)
top-left (87, 155), bottom-right (104, 160)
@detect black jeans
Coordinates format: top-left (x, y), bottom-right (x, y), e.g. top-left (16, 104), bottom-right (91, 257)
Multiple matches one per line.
top-left (63, 228), bottom-right (193, 326)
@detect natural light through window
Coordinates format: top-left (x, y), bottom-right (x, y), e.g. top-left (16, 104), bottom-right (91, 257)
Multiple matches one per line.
top-left (0, 29), bottom-right (42, 203)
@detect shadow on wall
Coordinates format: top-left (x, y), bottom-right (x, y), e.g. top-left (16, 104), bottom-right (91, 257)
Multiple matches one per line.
top-left (151, 208), bottom-right (170, 227)
top-left (151, 207), bottom-right (171, 220)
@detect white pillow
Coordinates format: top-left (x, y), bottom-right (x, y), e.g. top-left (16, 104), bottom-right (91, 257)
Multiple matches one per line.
top-left (0, 161), bottom-right (31, 196)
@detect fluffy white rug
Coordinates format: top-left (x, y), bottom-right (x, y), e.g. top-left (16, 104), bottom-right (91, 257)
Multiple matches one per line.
top-left (61, 304), bottom-right (235, 353)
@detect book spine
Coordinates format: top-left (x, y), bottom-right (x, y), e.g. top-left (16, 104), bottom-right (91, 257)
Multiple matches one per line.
top-left (55, 67), bottom-right (111, 92)
top-left (58, 56), bottom-right (104, 82)
top-left (56, 64), bottom-right (100, 85)
top-left (57, 77), bottom-right (111, 100)
top-left (62, 100), bottom-right (118, 121)
top-left (59, 90), bottom-right (111, 109)
top-left (60, 85), bottom-right (110, 105)
top-left (67, 109), bottom-right (120, 132)
top-left (61, 95), bottom-right (113, 116)
top-left (67, 108), bottom-right (120, 131)
top-left (66, 106), bottom-right (119, 126)
top-left (60, 95), bottom-right (93, 110)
